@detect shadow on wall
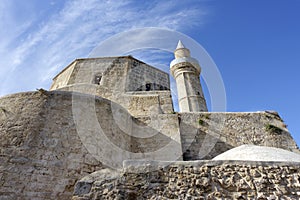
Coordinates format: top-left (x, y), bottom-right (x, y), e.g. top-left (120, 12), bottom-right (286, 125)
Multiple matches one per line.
top-left (181, 125), bottom-right (233, 161)
top-left (95, 101), bottom-right (172, 153)
top-left (178, 112), bottom-right (299, 161)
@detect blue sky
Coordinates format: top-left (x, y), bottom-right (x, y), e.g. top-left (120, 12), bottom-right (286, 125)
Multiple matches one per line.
top-left (0, 0), bottom-right (299, 146)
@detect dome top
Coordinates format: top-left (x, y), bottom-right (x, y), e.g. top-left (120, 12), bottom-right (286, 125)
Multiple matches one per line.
top-left (213, 145), bottom-right (300, 162)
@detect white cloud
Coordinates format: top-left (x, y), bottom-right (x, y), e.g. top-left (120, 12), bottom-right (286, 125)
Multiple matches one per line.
top-left (0, 0), bottom-right (210, 96)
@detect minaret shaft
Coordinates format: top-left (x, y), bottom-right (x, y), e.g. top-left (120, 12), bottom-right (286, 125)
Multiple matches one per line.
top-left (170, 41), bottom-right (207, 112)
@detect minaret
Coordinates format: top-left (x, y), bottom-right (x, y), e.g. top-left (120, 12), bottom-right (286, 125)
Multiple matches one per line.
top-left (170, 40), bottom-right (207, 112)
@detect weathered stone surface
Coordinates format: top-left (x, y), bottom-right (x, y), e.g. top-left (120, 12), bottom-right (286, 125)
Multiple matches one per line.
top-left (179, 112), bottom-right (299, 160)
top-left (0, 90), bottom-right (299, 199)
top-left (1, 56), bottom-right (299, 199)
top-left (50, 56), bottom-right (300, 161)
top-left (73, 168), bottom-right (120, 198)
top-left (0, 91), bottom-right (105, 199)
top-left (73, 160), bottom-right (300, 199)
top-left (0, 91), bottom-right (181, 199)
top-left (50, 56), bottom-right (173, 117)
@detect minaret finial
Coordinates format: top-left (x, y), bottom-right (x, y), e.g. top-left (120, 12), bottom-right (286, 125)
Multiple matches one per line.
top-left (176, 40), bottom-right (185, 49)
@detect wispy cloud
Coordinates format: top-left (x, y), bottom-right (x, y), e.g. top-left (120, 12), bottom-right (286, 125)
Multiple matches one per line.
top-left (0, 0), bottom-right (210, 96)
top-left (0, 1), bottom-right (34, 69)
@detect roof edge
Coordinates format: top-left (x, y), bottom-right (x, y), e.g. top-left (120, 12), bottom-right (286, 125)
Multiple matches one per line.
top-left (52, 55), bottom-right (168, 80)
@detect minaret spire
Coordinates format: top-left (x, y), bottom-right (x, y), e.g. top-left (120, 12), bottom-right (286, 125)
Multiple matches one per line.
top-left (176, 40), bottom-right (185, 49)
top-left (170, 40), bottom-right (207, 112)
top-left (174, 40), bottom-right (191, 59)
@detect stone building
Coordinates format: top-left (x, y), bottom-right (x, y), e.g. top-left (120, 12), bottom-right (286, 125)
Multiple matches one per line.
top-left (50, 56), bottom-right (173, 117)
top-left (0, 41), bottom-right (299, 199)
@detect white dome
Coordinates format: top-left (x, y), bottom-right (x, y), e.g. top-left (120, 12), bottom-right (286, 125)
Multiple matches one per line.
top-left (213, 145), bottom-right (300, 162)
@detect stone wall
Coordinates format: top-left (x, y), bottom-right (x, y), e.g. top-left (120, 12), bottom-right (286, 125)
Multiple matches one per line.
top-left (179, 112), bottom-right (299, 160)
top-left (70, 91), bottom-right (182, 168)
top-left (124, 91), bottom-right (174, 116)
top-left (0, 90), bottom-right (299, 199)
top-left (0, 91), bottom-right (104, 199)
top-left (50, 61), bottom-right (76, 90)
top-left (73, 160), bottom-right (300, 199)
top-left (56, 84), bottom-right (174, 117)
top-left (126, 58), bottom-right (170, 92)
top-left (0, 91), bottom-right (180, 199)
top-left (50, 56), bottom-right (174, 117)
